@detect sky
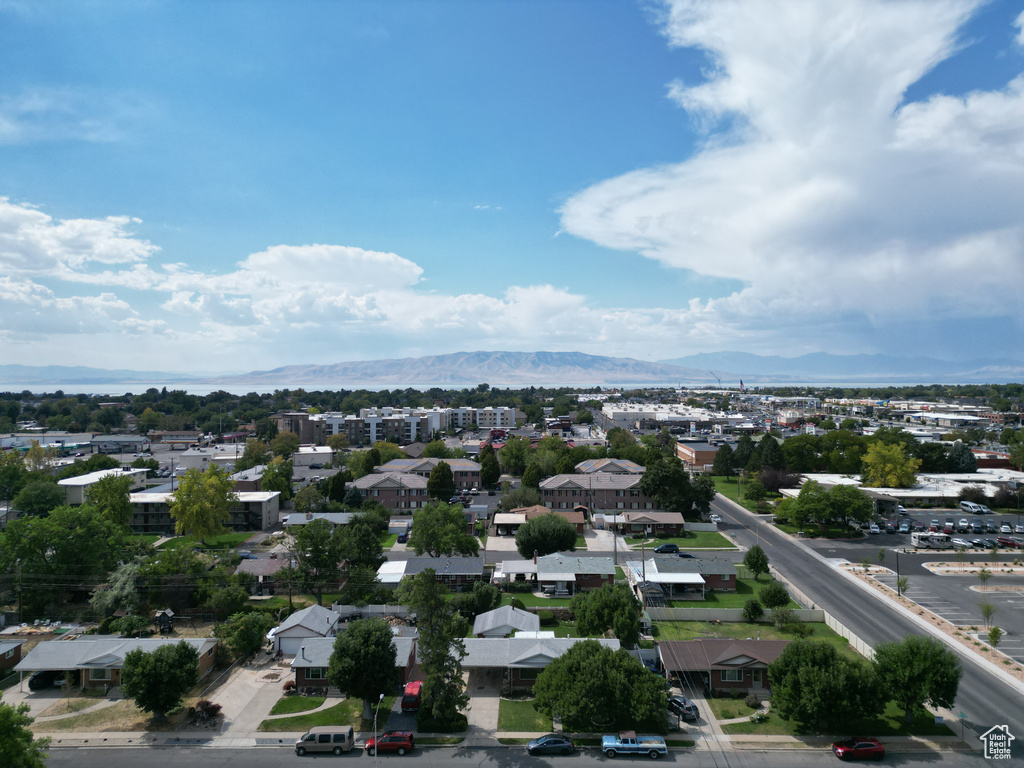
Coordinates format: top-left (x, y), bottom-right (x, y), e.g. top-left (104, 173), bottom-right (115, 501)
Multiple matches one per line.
top-left (1, 0), bottom-right (1023, 374)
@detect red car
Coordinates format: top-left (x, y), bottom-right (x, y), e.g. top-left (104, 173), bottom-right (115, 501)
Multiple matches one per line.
top-left (365, 730), bottom-right (414, 756)
top-left (832, 737), bottom-right (885, 761)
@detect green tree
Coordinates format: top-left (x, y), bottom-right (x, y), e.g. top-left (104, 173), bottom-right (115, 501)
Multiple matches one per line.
top-left (499, 435), bottom-right (531, 476)
top-left (90, 556), bottom-right (144, 617)
top-left (120, 641), bottom-right (200, 719)
top-left (216, 611), bottom-right (276, 660)
top-left (328, 617), bottom-right (402, 719)
top-left (977, 567), bottom-right (992, 587)
top-left (742, 478), bottom-right (767, 503)
top-left (130, 457), bottom-right (160, 477)
top-left (338, 518), bottom-right (386, 571)
top-left (825, 484), bottom-right (873, 528)
top-left (733, 434), bottom-right (756, 471)
top-left (743, 544), bottom-right (770, 581)
top-left (946, 442), bottom-right (977, 473)
top-left (0, 702), bottom-right (50, 768)
top-left (169, 465), bottom-right (238, 543)
top-left (793, 480), bottom-right (827, 529)
top-left (873, 635), bottom-right (962, 722)
top-left (533, 640), bottom-right (667, 732)
top-left (712, 443), bottom-right (735, 478)
top-left (0, 505), bottom-right (123, 617)
top-left (11, 480), bottom-right (64, 517)
top-left (397, 570), bottom-right (468, 729)
top-left (270, 431), bottom-right (301, 458)
top-left (426, 461), bottom-right (456, 500)
top-left (979, 601), bottom-right (997, 628)
top-left (292, 484), bottom-right (327, 515)
top-left (343, 487), bottom-right (364, 507)
top-left (692, 474), bottom-right (717, 515)
top-left (515, 513), bottom-right (577, 558)
top-left (234, 438), bottom-right (271, 472)
top-left (521, 461), bottom-right (544, 489)
top-left (768, 640), bottom-right (883, 730)
top-left (988, 626), bottom-right (1003, 648)
top-left (260, 456), bottom-right (293, 500)
top-left (479, 449), bottom-right (501, 488)
top-left (0, 450), bottom-right (26, 502)
top-left (85, 473), bottom-right (134, 529)
top-left (137, 407), bottom-right (162, 434)
top-left (861, 442), bottom-right (921, 488)
top-left (409, 501), bottom-right (479, 558)
top-left (109, 614), bottom-right (151, 637)
top-left (497, 485), bottom-right (543, 512)
top-left (742, 599), bottom-right (764, 623)
top-left (291, 519), bottom-right (344, 605)
top-left (421, 440), bottom-right (452, 459)
top-left (638, 458), bottom-right (694, 515)
top-left (571, 583), bottom-right (642, 647)
top-left (759, 580), bottom-right (790, 609)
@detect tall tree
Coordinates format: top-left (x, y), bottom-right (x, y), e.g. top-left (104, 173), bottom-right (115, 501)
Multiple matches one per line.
top-left (397, 570), bottom-right (469, 728)
top-left (515, 513), bottom-right (576, 558)
top-left (691, 474), bottom-right (717, 516)
top-left (499, 435), bottom-right (531, 476)
top-left (169, 465), bottom-right (238, 544)
top-left (409, 501), bottom-right (479, 558)
top-left (90, 557), bottom-right (144, 617)
top-left (421, 440), bottom-right (452, 459)
top-left (521, 462), bottom-right (544, 489)
top-left (270, 431), bottom-right (301, 458)
top-left (946, 442), bottom-right (977, 473)
top-left (571, 584), bottom-right (642, 647)
top-left (291, 518), bottom-right (344, 605)
top-left (638, 458), bottom-right (694, 515)
top-left (873, 635), bottom-right (962, 723)
top-left (426, 461), bottom-right (456, 500)
top-left (712, 443), bottom-right (735, 478)
top-left (825, 484), bottom-right (873, 527)
top-left (0, 702), bottom-right (50, 768)
top-left (497, 485), bottom-right (543, 512)
top-left (260, 456), bottom-right (293, 500)
top-left (120, 641), bottom-right (200, 719)
top-left (11, 480), bottom-right (64, 517)
top-left (768, 640), bottom-right (883, 730)
top-left (0, 450), bottom-right (26, 502)
top-left (479, 447), bottom-right (501, 488)
top-left (733, 434), bottom-right (756, 471)
top-left (861, 442), bottom-right (921, 488)
top-left (327, 617), bottom-right (401, 719)
top-left (743, 544), bottom-right (770, 581)
top-left (85, 473), bottom-right (134, 529)
top-left (338, 518), bottom-right (386, 571)
top-left (234, 438), bottom-right (271, 472)
top-left (216, 611), bottom-right (276, 660)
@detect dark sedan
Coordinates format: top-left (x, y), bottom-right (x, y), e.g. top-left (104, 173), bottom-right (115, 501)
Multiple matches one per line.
top-left (526, 734), bottom-right (575, 756)
top-left (654, 543), bottom-right (679, 554)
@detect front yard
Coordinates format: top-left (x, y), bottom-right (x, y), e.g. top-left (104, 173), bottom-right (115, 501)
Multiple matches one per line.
top-left (626, 530), bottom-right (736, 549)
top-left (497, 698), bottom-right (552, 732)
top-left (258, 699), bottom-right (362, 731)
top-left (665, 577), bottom-right (802, 609)
top-left (652, 620), bottom-right (860, 660)
top-left (720, 701), bottom-right (954, 738)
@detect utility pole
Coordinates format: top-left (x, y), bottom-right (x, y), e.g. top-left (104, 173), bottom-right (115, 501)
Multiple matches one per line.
top-left (16, 558), bottom-right (23, 624)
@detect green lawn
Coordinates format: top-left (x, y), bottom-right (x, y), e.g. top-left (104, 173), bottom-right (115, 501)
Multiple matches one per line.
top-left (626, 531), bottom-right (736, 550)
top-left (258, 699), bottom-right (362, 732)
top-left (380, 533), bottom-right (398, 548)
top-left (653, 621), bottom-right (860, 660)
top-left (615, 566), bottom-right (626, 581)
top-left (130, 534), bottom-right (162, 547)
top-left (501, 592), bottom-right (573, 608)
top-left (721, 700), bottom-right (955, 738)
top-left (706, 696), bottom-right (760, 721)
top-left (497, 698), bottom-right (552, 732)
top-left (158, 532), bottom-right (256, 551)
top-left (774, 521), bottom-right (863, 539)
top-left (573, 536), bottom-right (587, 550)
top-left (269, 695), bottom-right (325, 716)
top-left (665, 577), bottom-right (801, 610)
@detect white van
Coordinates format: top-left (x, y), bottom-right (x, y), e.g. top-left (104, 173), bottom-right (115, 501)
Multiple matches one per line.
top-left (295, 725), bottom-right (354, 755)
top-left (959, 501), bottom-right (982, 514)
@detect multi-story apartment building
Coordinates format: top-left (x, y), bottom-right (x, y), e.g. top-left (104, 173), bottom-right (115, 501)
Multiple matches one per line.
top-left (538, 473), bottom-right (657, 511)
top-left (375, 458), bottom-right (482, 490)
top-left (310, 406), bottom-right (516, 446)
top-left (129, 491), bottom-right (281, 534)
top-left (349, 472), bottom-right (430, 511)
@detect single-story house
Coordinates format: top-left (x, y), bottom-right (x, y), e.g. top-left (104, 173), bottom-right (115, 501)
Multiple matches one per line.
top-left (377, 557), bottom-right (486, 591)
top-left (268, 604), bottom-right (342, 655)
top-left (0, 640), bottom-right (23, 671)
top-left (616, 511), bottom-right (687, 537)
top-left (281, 511), bottom-right (355, 529)
top-left (629, 557), bottom-right (737, 600)
top-left (235, 557), bottom-right (290, 596)
top-left (291, 633), bottom-right (417, 690)
top-left (473, 605), bottom-right (540, 638)
top-left (14, 636), bottom-right (217, 690)
top-left (492, 553), bottom-right (615, 597)
top-left (492, 512), bottom-right (528, 536)
top-left (658, 638), bottom-right (789, 696)
top-left (462, 637), bottom-right (620, 690)
top-left (507, 505), bottom-right (586, 534)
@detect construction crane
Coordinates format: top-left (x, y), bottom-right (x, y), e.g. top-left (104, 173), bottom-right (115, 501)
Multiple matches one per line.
top-left (706, 370), bottom-right (722, 388)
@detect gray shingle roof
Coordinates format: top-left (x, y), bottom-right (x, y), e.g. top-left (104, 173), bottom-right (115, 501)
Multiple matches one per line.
top-left (538, 552), bottom-right (615, 577)
top-left (405, 557), bottom-right (485, 577)
top-left (274, 605), bottom-right (341, 636)
top-left (472, 606), bottom-right (540, 636)
top-left (15, 637), bottom-right (216, 671)
top-left (290, 634), bottom-right (416, 669)
top-left (461, 637), bottom-right (620, 669)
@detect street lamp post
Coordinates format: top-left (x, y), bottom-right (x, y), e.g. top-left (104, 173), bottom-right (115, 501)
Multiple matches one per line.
top-left (895, 548), bottom-right (901, 597)
top-left (373, 692), bottom-right (385, 768)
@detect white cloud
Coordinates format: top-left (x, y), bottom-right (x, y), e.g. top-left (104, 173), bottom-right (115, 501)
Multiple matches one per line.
top-left (1016, 10), bottom-right (1024, 48)
top-left (560, 0), bottom-right (1024, 351)
top-left (0, 88), bottom-right (149, 146)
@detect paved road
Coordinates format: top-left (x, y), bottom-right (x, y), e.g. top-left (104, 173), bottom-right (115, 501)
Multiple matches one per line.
top-left (710, 494), bottom-right (1024, 758)
top-left (43, 745), bottom-right (989, 768)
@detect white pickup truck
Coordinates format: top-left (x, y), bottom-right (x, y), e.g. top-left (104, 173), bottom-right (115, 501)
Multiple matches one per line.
top-left (601, 731), bottom-right (668, 759)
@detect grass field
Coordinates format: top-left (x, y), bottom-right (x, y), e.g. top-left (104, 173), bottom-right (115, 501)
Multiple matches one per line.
top-left (380, 534), bottom-right (398, 549)
top-left (130, 534), bottom-right (162, 547)
top-left (706, 696), bottom-right (760, 721)
top-left (258, 699), bottom-right (362, 732)
top-left (652, 620), bottom-right (860, 659)
top-left (574, 536), bottom-right (587, 550)
top-left (497, 698), bottom-right (552, 732)
top-left (721, 701), bottom-right (955, 738)
top-left (501, 592), bottom-right (573, 608)
top-left (268, 695), bottom-right (325, 716)
top-left (159, 532), bottom-right (256, 551)
top-left (665, 577), bottom-right (801, 609)
top-left (626, 530), bottom-right (736, 550)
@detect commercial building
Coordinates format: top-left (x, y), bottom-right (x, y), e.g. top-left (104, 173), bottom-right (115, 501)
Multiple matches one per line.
top-left (57, 467), bottom-right (149, 505)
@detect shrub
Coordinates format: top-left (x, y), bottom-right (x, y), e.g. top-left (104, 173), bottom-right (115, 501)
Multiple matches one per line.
top-left (742, 599), bottom-right (764, 623)
top-left (538, 610), bottom-right (556, 626)
top-left (512, 598), bottom-right (527, 611)
top-left (195, 699), bottom-right (222, 717)
top-left (744, 693), bottom-right (760, 709)
top-left (283, 679), bottom-right (297, 694)
top-left (759, 580), bottom-right (790, 610)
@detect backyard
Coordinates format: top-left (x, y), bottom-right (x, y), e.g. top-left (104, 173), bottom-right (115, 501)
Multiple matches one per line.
top-left (652, 620), bottom-right (861, 660)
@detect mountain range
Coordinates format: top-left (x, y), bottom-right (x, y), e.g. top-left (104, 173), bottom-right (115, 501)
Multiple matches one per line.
top-left (3, 351), bottom-right (1024, 391)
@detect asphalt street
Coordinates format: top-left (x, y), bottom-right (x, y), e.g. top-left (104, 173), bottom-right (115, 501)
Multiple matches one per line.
top-left (709, 495), bottom-right (1024, 758)
top-left (43, 745), bottom-right (989, 768)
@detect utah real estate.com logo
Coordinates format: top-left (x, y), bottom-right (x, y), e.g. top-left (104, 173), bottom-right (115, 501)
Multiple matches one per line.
top-left (980, 725), bottom-right (1015, 760)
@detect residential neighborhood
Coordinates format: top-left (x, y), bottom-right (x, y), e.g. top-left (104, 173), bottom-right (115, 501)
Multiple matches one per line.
top-left (1, 382), bottom-right (1024, 765)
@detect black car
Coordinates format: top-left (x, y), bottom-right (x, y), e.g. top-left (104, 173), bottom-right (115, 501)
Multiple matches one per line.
top-left (676, 552), bottom-right (696, 558)
top-left (668, 695), bottom-right (699, 721)
top-left (654, 543), bottom-right (679, 554)
top-left (28, 670), bottom-right (63, 690)
top-left (526, 734), bottom-right (575, 756)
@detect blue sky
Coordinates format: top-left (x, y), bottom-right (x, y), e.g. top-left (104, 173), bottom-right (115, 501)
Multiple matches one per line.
top-left (1, 0), bottom-right (1023, 373)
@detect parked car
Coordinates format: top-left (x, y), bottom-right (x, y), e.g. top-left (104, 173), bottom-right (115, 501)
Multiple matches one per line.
top-left (977, 504), bottom-right (992, 514)
top-left (912, 520), bottom-right (925, 532)
top-left (676, 552), bottom-right (696, 559)
top-left (928, 519), bottom-right (940, 532)
top-left (986, 521), bottom-right (999, 533)
top-left (884, 522), bottom-right (896, 534)
top-left (294, 725), bottom-right (354, 755)
top-left (897, 505), bottom-right (908, 515)
top-left (654, 543), bottom-right (679, 554)
top-left (970, 520), bottom-right (984, 534)
top-left (957, 518), bottom-right (970, 532)
top-left (396, 531), bottom-right (408, 543)
top-left (601, 731), bottom-right (667, 759)
top-left (898, 522), bottom-right (910, 534)
top-left (28, 670), bottom-right (63, 690)
top-left (1000, 524), bottom-right (1012, 534)
top-left (868, 524), bottom-right (881, 534)
top-left (668, 695), bottom-right (699, 721)
top-left (1016, 524), bottom-right (1024, 534)
top-left (997, 537), bottom-right (1022, 549)
top-left (488, 489), bottom-right (496, 496)
top-left (526, 734), bottom-right (575, 756)
top-left (364, 730), bottom-right (414, 756)
top-left (831, 737), bottom-right (885, 761)
top-left (237, 551), bottom-right (257, 560)
top-left (978, 538), bottom-right (998, 550)
top-left (951, 537), bottom-right (971, 549)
